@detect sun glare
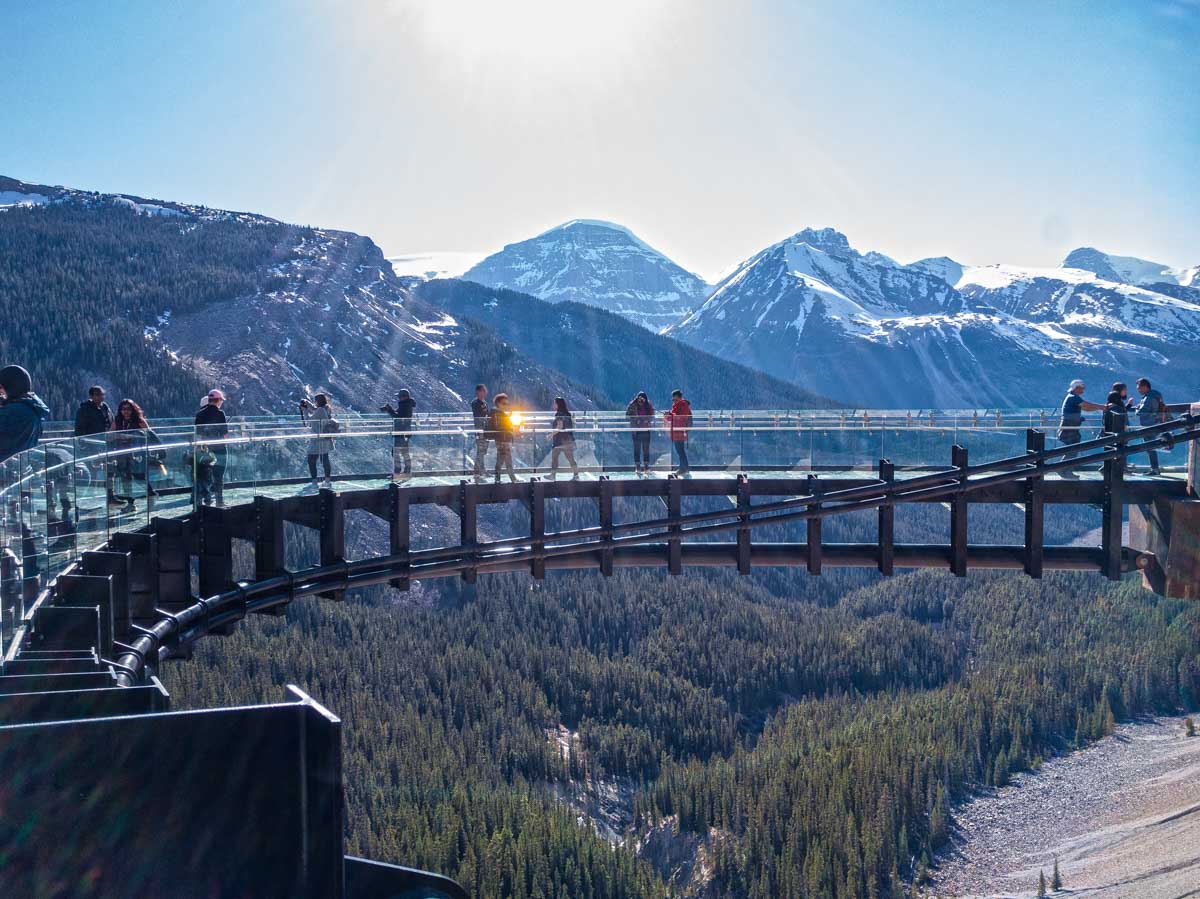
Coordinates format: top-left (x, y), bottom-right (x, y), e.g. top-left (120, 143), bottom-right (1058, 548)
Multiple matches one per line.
top-left (389, 0), bottom-right (674, 76)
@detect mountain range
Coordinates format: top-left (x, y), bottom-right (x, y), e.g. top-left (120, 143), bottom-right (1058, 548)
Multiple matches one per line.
top-left (4, 172), bottom-right (1195, 413)
top-left (0, 176), bottom-right (823, 419)
top-left (666, 229), bottom-right (1200, 407)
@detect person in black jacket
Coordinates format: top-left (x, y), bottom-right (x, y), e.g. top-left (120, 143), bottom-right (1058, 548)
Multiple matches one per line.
top-left (625, 391), bottom-right (655, 474)
top-left (490, 393), bottom-right (518, 483)
top-left (549, 396), bottom-right (578, 480)
top-left (75, 385), bottom-right (118, 503)
top-left (471, 383), bottom-right (490, 483)
top-left (74, 385), bottom-right (113, 437)
top-left (194, 389), bottom-right (229, 506)
top-left (381, 388), bottom-right (417, 479)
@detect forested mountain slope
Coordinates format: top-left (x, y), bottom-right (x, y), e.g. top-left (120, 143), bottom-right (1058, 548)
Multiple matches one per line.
top-left (170, 557), bottom-right (1200, 898)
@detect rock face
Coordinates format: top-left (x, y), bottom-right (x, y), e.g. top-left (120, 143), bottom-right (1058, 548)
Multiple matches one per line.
top-left (666, 228), bottom-right (1200, 408)
top-left (156, 225), bottom-right (598, 414)
top-left (462, 219), bottom-right (709, 332)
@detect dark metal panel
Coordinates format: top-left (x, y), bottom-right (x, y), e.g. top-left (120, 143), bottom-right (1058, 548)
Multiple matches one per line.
top-left (0, 687), bottom-right (345, 899)
top-left (255, 496), bottom-right (287, 582)
top-left (807, 474), bottom-right (822, 575)
top-left (319, 489), bottom-right (346, 601)
top-left (1024, 430), bottom-right (1045, 578)
top-left (877, 460), bottom-right (894, 576)
top-left (53, 575), bottom-right (113, 659)
top-left (736, 476), bottom-right (751, 576)
top-left (198, 504), bottom-right (234, 600)
top-left (149, 516), bottom-right (192, 613)
top-left (950, 445), bottom-right (968, 577)
top-left (668, 477), bottom-right (682, 575)
top-left (81, 551), bottom-right (130, 639)
top-left (598, 478), bottom-right (614, 577)
top-left (388, 483), bottom-right (411, 591)
top-left (1102, 456), bottom-right (1125, 581)
top-left (530, 481), bottom-right (546, 580)
top-left (460, 482), bottom-right (477, 584)
top-left (110, 532), bottom-right (159, 627)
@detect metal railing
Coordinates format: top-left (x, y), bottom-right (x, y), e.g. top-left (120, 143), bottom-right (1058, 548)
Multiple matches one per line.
top-left (3, 406), bottom-right (1193, 654)
top-left (95, 410), bottom-right (1200, 686)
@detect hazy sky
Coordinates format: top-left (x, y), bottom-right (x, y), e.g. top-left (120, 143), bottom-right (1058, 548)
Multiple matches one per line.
top-left (3, 0), bottom-right (1197, 280)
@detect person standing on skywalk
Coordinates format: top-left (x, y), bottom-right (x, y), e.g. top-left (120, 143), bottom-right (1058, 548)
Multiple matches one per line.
top-left (626, 391), bottom-right (655, 474)
top-left (665, 389), bottom-right (693, 476)
top-left (301, 393), bottom-right (339, 491)
top-left (1133, 377), bottom-right (1167, 475)
top-left (382, 388), bottom-right (417, 480)
top-left (1056, 379), bottom-right (1105, 478)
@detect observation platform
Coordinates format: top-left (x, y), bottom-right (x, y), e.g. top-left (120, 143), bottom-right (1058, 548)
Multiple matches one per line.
top-left (2, 405), bottom-right (1198, 897)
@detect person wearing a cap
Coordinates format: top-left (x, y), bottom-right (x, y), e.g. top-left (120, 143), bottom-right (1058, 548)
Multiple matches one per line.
top-left (1057, 379), bottom-right (1104, 475)
top-left (194, 389), bottom-right (229, 505)
top-left (0, 364), bottom-right (51, 463)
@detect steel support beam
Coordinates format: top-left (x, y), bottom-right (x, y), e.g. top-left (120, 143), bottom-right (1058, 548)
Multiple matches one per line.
top-left (389, 483), bottom-right (411, 591)
top-left (878, 460), bottom-right (894, 576)
top-left (806, 474), bottom-right (822, 575)
top-left (736, 475), bottom-right (751, 576)
top-left (950, 445), bottom-right (969, 577)
top-left (598, 478), bottom-right (614, 577)
top-left (1102, 416), bottom-right (1125, 580)
top-left (318, 489), bottom-right (345, 601)
top-left (1024, 430), bottom-right (1045, 578)
top-left (460, 482), bottom-right (477, 584)
top-left (530, 481), bottom-right (546, 580)
top-left (667, 477), bottom-right (682, 575)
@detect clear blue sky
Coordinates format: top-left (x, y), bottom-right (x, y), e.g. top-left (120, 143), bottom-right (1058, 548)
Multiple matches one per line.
top-left (3, 0), bottom-right (1197, 278)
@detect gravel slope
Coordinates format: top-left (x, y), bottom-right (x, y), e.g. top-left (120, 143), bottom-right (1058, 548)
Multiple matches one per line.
top-left (924, 716), bottom-right (1200, 898)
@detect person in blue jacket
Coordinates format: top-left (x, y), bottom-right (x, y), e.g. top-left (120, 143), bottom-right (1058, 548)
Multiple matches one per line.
top-left (1056, 379), bottom-right (1104, 477)
top-left (0, 365), bottom-right (51, 463)
top-left (1133, 377), bottom-right (1167, 475)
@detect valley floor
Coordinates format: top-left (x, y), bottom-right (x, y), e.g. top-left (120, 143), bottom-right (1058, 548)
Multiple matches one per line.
top-left (924, 716), bottom-right (1200, 898)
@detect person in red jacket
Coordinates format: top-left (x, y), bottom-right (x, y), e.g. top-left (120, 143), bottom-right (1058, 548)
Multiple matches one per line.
top-left (664, 389), bottom-right (692, 475)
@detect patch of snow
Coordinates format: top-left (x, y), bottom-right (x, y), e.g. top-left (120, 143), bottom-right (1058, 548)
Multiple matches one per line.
top-left (0, 190), bottom-right (48, 209)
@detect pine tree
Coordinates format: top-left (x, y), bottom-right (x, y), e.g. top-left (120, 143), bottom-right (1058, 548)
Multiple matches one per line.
top-left (1186, 717), bottom-right (1196, 738)
top-left (1037, 869), bottom-right (1047, 897)
top-left (1051, 856), bottom-right (1062, 891)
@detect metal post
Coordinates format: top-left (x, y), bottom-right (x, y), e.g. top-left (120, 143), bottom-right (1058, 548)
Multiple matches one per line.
top-left (318, 488), bottom-right (345, 601)
top-left (1023, 430), bottom-right (1044, 579)
top-left (950, 445), bottom-right (968, 577)
top-left (598, 477), bottom-right (614, 577)
top-left (736, 475), bottom-right (751, 575)
top-left (667, 477), bottom-right (682, 575)
top-left (877, 459), bottom-right (894, 576)
top-left (198, 504), bottom-right (233, 599)
top-left (1101, 415), bottom-right (1125, 580)
top-left (530, 481), bottom-right (545, 580)
top-left (254, 495), bottom-right (286, 583)
top-left (460, 481), bottom-right (477, 584)
top-left (388, 483), bottom-right (410, 591)
top-left (807, 474), bottom-right (822, 575)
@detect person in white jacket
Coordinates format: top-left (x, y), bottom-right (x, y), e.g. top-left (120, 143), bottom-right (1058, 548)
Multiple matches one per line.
top-left (301, 394), bottom-right (338, 489)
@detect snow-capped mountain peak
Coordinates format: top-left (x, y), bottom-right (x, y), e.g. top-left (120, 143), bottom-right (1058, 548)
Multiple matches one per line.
top-left (462, 219), bottom-right (709, 331)
top-left (1062, 247), bottom-right (1197, 290)
top-left (905, 256), bottom-right (967, 287)
top-left (668, 226), bottom-right (1200, 407)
